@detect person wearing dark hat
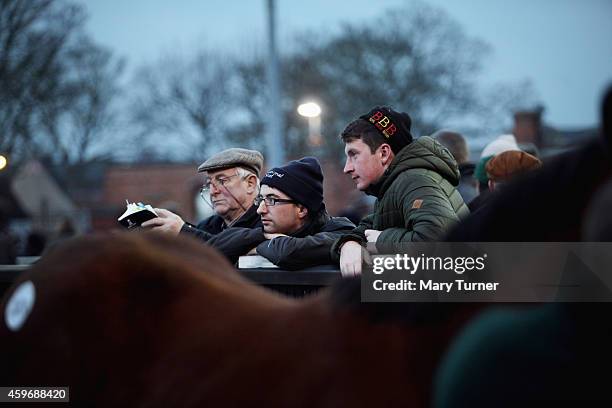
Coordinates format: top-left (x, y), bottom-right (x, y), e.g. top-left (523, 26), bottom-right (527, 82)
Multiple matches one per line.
top-left (143, 148), bottom-right (263, 240)
top-left (210, 157), bottom-right (355, 269)
top-left (332, 106), bottom-right (469, 276)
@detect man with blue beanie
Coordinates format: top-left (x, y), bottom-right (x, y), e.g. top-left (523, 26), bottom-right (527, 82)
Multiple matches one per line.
top-left (257, 157), bottom-right (325, 234)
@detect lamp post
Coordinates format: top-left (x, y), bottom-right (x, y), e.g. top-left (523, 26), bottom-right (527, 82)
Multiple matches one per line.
top-left (265, 0), bottom-right (284, 167)
top-left (297, 102), bottom-right (322, 146)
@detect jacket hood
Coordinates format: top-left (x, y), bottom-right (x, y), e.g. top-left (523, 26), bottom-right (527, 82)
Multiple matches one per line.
top-left (366, 136), bottom-right (461, 197)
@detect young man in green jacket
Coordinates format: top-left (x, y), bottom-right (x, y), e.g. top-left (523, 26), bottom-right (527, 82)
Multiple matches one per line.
top-left (333, 106), bottom-right (469, 276)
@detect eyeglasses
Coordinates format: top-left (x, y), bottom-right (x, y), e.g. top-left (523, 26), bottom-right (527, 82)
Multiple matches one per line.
top-left (202, 174), bottom-right (240, 190)
top-left (200, 174), bottom-right (241, 199)
top-left (254, 195), bottom-right (297, 207)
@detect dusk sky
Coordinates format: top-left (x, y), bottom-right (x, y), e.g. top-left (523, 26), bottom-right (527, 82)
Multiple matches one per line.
top-left (81, 0), bottom-right (612, 129)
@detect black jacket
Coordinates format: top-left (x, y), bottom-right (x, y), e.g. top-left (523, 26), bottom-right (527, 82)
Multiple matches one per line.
top-left (209, 209), bottom-right (355, 269)
top-left (180, 204), bottom-right (261, 242)
top-left (256, 211), bottom-right (355, 270)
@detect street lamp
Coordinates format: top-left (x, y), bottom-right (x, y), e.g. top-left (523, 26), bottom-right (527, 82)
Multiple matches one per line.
top-left (297, 102), bottom-right (322, 146)
top-left (0, 154), bottom-right (7, 171)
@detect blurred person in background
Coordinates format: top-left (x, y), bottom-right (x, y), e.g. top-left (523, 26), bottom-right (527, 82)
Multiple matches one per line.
top-left (485, 150), bottom-right (542, 192)
top-left (446, 85), bottom-right (612, 242)
top-left (469, 134), bottom-right (521, 211)
top-left (432, 130), bottom-right (477, 204)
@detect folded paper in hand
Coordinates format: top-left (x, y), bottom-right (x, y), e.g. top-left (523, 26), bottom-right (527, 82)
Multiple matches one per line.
top-left (118, 200), bottom-right (158, 229)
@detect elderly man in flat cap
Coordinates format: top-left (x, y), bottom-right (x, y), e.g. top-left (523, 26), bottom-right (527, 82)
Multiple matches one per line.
top-left (143, 148), bottom-right (263, 240)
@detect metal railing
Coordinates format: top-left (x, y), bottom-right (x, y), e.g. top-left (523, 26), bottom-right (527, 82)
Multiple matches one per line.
top-left (0, 264), bottom-right (340, 298)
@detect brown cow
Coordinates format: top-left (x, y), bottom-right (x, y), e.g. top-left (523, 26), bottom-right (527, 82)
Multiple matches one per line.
top-left (0, 233), bottom-right (477, 407)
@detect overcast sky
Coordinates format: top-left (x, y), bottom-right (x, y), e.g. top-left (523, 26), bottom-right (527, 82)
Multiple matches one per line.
top-left (81, 0), bottom-right (612, 129)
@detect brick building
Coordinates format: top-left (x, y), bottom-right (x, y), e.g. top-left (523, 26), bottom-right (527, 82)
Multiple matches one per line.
top-left (512, 107), bottom-right (598, 157)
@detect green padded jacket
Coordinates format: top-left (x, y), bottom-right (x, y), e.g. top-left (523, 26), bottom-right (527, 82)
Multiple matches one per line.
top-left (334, 136), bottom-right (470, 252)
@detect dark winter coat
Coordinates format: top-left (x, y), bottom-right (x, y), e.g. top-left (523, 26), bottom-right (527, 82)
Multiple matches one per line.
top-left (180, 204), bottom-right (261, 241)
top-left (256, 211), bottom-right (355, 270)
top-left (211, 209), bottom-right (354, 269)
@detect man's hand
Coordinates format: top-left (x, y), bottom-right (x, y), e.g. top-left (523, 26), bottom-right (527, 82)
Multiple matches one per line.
top-left (364, 229), bottom-right (382, 243)
top-left (339, 240), bottom-right (364, 277)
top-left (263, 232), bottom-right (288, 240)
top-left (141, 208), bottom-right (185, 236)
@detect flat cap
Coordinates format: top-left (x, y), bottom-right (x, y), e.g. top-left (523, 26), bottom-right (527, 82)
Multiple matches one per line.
top-left (197, 148), bottom-right (264, 177)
